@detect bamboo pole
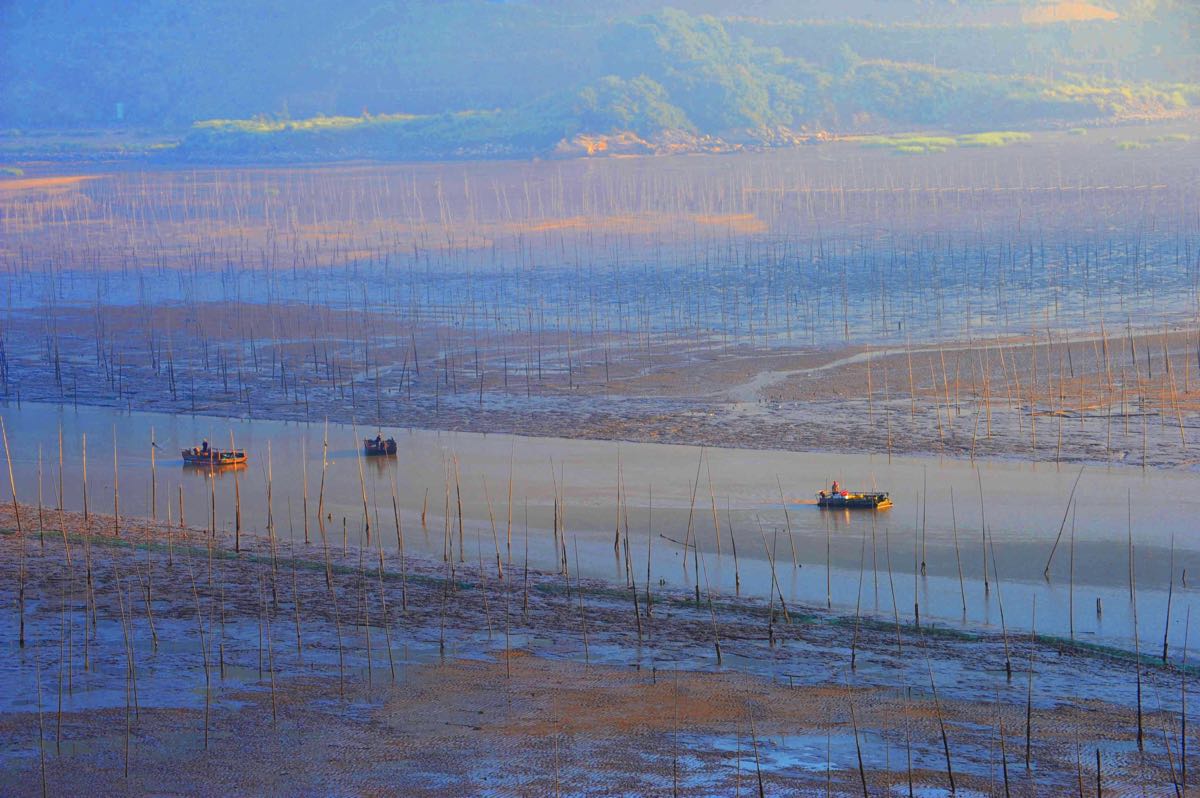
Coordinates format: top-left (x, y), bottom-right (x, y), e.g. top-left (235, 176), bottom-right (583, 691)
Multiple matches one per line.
top-left (992, 687), bottom-right (1012, 798)
top-left (919, 625), bottom-right (956, 794)
top-left (353, 429), bottom-right (370, 547)
top-left (989, 535), bottom-right (1013, 679)
top-left (1043, 467), bottom-right (1085, 577)
top-left (150, 428), bottom-right (156, 520)
top-left (390, 468), bottom-right (407, 612)
top-left (1132, 541), bottom-right (1143, 750)
top-left (1162, 534), bottom-right (1174, 663)
top-left (302, 438), bottom-right (310, 544)
top-left (978, 469), bottom-right (989, 594)
top-left (57, 424), bottom-right (69, 564)
top-left (483, 476), bottom-right (503, 580)
top-left (2, 416), bottom-right (22, 534)
top-left (112, 426), bottom-right (119, 537)
top-left (726, 498), bottom-right (740, 595)
top-left (506, 444), bottom-right (514, 566)
top-left (1026, 597), bottom-right (1036, 770)
top-left (851, 527), bottom-right (867, 670)
top-left (950, 486), bottom-right (965, 614)
top-left (845, 677), bottom-right (869, 798)
top-left (35, 653), bottom-right (47, 798)
top-left (232, 432), bottom-right (241, 552)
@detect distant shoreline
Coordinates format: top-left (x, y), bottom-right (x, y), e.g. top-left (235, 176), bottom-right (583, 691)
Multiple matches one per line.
top-left (3, 113), bottom-right (1197, 172)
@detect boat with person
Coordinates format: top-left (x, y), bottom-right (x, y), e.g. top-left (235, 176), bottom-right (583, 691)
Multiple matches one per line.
top-left (363, 435), bottom-right (398, 456)
top-left (816, 480), bottom-right (892, 510)
top-left (182, 440), bottom-right (248, 467)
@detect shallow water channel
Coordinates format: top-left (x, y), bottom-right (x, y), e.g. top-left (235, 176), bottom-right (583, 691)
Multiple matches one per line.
top-left (2, 400), bottom-right (1197, 656)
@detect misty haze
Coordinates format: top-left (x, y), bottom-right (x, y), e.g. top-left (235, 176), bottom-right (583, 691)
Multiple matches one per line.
top-left (1, 2), bottom-right (1198, 795)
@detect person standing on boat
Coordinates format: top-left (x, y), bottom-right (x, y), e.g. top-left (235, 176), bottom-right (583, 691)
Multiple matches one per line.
top-left (201, 439), bottom-right (209, 454)
top-left (831, 480), bottom-right (839, 494)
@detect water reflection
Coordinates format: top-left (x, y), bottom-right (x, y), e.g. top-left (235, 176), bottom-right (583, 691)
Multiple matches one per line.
top-left (1, 399), bottom-right (1196, 656)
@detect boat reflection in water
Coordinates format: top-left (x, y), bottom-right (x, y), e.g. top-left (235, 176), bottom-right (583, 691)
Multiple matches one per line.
top-left (363, 436), bottom-right (398, 457)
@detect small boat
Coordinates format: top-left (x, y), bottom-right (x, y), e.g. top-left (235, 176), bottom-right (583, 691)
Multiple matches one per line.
top-left (363, 437), bottom-right (398, 456)
top-left (817, 483), bottom-right (892, 510)
top-left (182, 446), bottom-right (248, 467)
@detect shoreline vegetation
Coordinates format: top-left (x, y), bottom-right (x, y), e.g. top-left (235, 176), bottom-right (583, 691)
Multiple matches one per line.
top-left (3, 3), bottom-right (1199, 165)
top-left (2, 114), bottom-right (1195, 168)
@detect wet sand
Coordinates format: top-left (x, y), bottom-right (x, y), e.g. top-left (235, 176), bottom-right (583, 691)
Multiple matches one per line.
top-left (5, 294), bottom-right (1200, 470)
top-left (3, 141), bottom-right (1199, 792)
top-left (0, 502), bottom-right (1193, 795)
top-left (3, 137), bottom-right (1200, 472)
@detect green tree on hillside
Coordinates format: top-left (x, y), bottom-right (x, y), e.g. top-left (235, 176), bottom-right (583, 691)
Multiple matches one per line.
top-left (576, 75), bottom-right (693, 135)
top-left (599, 10), bottom-right (781, 130)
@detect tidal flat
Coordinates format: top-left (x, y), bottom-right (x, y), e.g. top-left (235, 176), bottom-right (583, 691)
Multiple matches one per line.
top-left (2, 131), bottom-right (1200, 793)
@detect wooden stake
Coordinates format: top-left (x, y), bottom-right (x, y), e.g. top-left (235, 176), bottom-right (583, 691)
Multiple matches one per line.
top-left (950, 486), bottom-right (965, 614)
top-left (1043, 467), bottom-right (1085, 577)
top-left (1026, 597), bottom-right (1036, 769)
top-left (150, 427), bottom-right (157, 520)
top-left (1, 416), bottom-right (22, 534)
top-left (1132, 541), bottom-right (1143, 751)
top-left (232, 432), bottom-right (241, 552)
top-left (1163, 534), bottom-right (1174, 663)
top-left (57, 424), bottom-right (70, 564)
top-left (82, 433), bottom-right (88, 523)
top-left (112, 426), bottom-right (119, 537)
top-left (301, 438), bottom-right (310, 545)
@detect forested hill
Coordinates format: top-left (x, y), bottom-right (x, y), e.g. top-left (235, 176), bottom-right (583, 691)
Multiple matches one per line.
top-left (1, 0), bottom-right (1197, 160)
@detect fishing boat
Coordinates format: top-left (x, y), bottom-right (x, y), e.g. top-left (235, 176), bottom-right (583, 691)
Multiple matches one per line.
top-left (363, 436), bottom-right (398, 456)
top-left (182, 445), bottom-right (247, 467)
top-left (817, 482), bottom-right (892, 510)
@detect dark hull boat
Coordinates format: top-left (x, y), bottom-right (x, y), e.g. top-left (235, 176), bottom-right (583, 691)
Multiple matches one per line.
top-left (817, 491), bottom-right (892, 510)
top-left (182, 447), bottom-right (247, 467)
top-left (363, 437), bottom-right (398, 456)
